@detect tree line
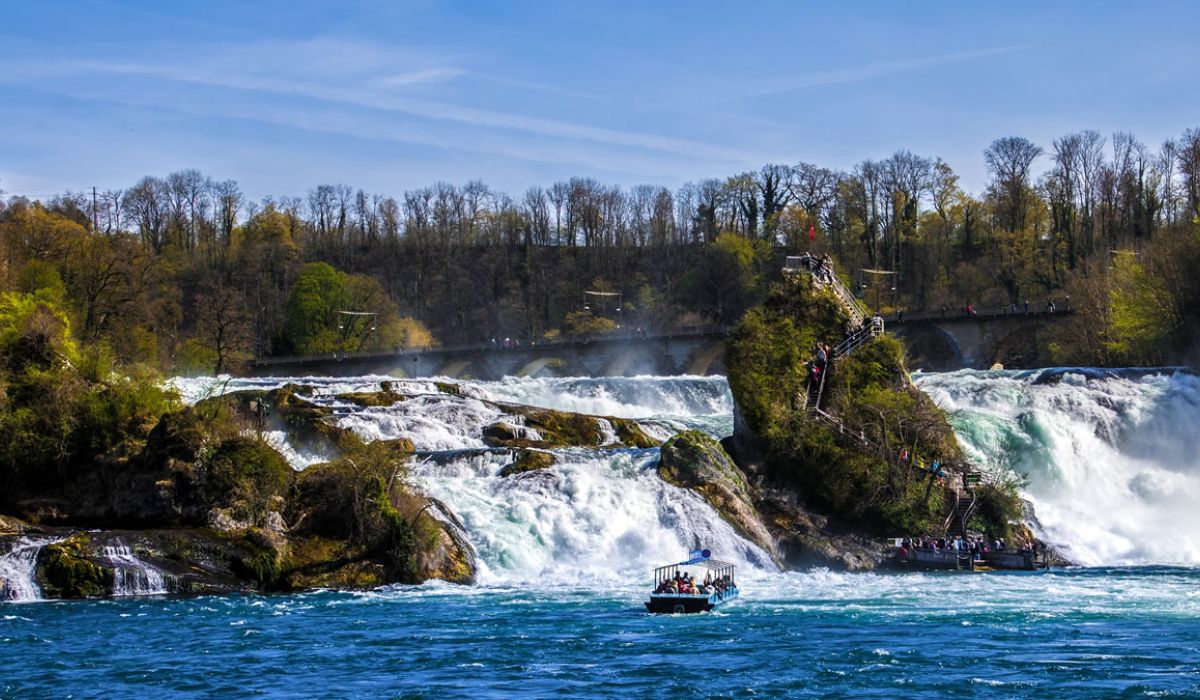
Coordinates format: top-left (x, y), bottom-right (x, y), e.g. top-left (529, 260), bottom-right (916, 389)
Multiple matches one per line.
top-left (2, 126), bottom-right (1199, 373)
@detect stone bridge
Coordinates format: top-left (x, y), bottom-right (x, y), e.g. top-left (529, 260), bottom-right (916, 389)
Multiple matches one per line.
top-left (889, 308), bottom-right (1072, 371)
top-left (250, 311), bottom-right (1071, 379)
top-left (250, 327), bottom-right (731, 380)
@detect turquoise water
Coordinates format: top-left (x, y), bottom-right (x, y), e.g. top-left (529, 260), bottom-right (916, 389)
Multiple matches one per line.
top-left (5, 567), bottom-right (1200, 698)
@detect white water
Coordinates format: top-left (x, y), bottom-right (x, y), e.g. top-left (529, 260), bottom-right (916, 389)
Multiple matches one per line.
top-left (168, 368), bottom-right (1200, 575)
top-left (100, 544), bottom-right (167, 596)
top-left (917, 368), bottom-right (1200, 566)
top-left (170, 374), bottom-right (761, 582)
top-left (0, 537), bottom-right (60, 602)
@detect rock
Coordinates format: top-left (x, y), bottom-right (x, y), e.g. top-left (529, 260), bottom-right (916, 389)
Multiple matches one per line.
top-left (484, 406), bottom-right (659, 449)
top-left (36, 535), bottom-right (114, 598)
top-left (756, 492), bottom-right (887, 571)
top-left (412, 500), bottom-right (476, 585)
top-left (658, 431), bottom-right (779, 562)
top-left (0, 514), bottom-right (28, 535)
top-left (207, 508), bottom-right (251, 532)
top-left (499, 449), bottom-right (557, 477)
top-left (336, 390), bottom-right (407, 407)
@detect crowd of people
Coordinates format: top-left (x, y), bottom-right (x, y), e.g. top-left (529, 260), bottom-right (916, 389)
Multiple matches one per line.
top-left (653, 570), bottom-right (736, 597)
top-left (899, 534), bottom-right (1036, 561)
top-left (793, 252), bottom-right (836, 284)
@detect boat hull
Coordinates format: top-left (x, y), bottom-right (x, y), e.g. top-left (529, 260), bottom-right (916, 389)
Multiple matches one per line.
top-left (644, 590), bottom-right (738, 614)
top-left (893, 548), bottom-right (974, 571)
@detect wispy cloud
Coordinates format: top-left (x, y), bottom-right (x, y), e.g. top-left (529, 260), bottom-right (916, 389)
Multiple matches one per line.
top-left (0, 37), bottom-right (749, 165)
top-left (372, 68), bottom-right (466, 88)
top-left (745, 45), bottom-right (1030, 97)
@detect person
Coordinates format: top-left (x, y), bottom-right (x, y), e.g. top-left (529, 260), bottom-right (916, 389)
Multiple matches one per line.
top-left (896, 308), bottom-right (904, 322)
top-left (1024, 300), bottom-right (1030, 314)
top-left (940, 304), bottom-right (947, 318)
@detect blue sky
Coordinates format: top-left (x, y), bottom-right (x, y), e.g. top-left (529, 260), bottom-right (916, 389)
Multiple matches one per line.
top-left (1, 1), bottom-right (1198, 201)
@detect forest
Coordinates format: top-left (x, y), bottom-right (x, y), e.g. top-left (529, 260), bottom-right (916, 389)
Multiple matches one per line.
top-left (2, 126), bottom-right (1199, 373)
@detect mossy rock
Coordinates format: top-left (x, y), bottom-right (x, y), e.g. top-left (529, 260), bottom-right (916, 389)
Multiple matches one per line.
top-left (610, 417), bottom-right (660, 448)
top-left (499, 449), bottom-right (557, 477)
top-left (433, 382), bottom-right (461, 396)
top-left (659, 430), bottom-right (750, 497)
top-left (486, 406), bottom-right (659, 449)
top-left (36, 536), bottom-right (114, 598)
top-left (723, 277), bottom-right (989, 538)
top-left (336, 390), bottom-right (407, 408)
top-left (0, 514), bottom-right (28, 535)
top-left (380, 438), bottom-right (417, 453)
top-left (201, 437), bottom-right (293, 526)
top-left (658, 431), bottom-right (777, 560)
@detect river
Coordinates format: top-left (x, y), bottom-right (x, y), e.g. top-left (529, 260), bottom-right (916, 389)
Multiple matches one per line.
top-left (2, 369), bottom-right (1199, 697)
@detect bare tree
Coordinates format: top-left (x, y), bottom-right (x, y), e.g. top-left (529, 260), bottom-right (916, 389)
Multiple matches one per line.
top-left (984, 136), bottom-right (1043, 232)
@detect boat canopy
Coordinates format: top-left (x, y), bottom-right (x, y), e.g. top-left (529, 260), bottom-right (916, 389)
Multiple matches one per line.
top-left (651, 549), bottom-right (736, 586)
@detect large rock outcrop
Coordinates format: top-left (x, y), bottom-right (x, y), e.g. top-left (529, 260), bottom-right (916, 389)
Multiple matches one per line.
top-left (658, 431), bottom-right (778, 562)
top-left (719, 274), bottom-right (1027, 566)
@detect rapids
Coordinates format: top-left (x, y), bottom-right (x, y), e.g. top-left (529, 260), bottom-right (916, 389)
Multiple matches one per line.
top-left (5, 370), bottom-right (1200, 697)
top-left (916, 368), bottom-right (1200, 566)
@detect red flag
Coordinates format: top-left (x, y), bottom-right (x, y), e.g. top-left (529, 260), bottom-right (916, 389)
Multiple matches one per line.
top-left (808, 223), bottom-right (816, 240)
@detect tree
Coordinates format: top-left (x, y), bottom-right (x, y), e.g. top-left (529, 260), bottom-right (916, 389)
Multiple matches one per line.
top-left (984, 136), bottom-right (1043, 233)
top-left (191, 278), bottom-right (253, 374)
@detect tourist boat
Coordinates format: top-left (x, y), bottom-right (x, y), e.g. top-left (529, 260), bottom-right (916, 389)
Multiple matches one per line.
top-left (644, 549), bottom-right (738, 614)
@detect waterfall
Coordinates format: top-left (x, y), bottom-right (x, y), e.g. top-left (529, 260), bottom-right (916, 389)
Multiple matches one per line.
top-left (101, 544), bottom-right (167, 596)
top-left (169, 373), bottom-right (766, 582)
top-left (917, 368), bottom-right (1200, 566)
top-left (0, 536), bottom-right (60, 603)
top-left (411, 448), bottom-right (774, 585)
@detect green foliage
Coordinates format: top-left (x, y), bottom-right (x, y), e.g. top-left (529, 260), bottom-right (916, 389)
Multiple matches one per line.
top-left (283, 262), bottom-right (346, 354)
top-left (290, 437), bottom-right (422, 579)
top-left (281, 262), bottom-right (435, 355)
top-left (563, 310), bottom-right (617, 337)
top-left (726, 280), bottom-right (845, 437)
top-left (1103, 255), bottom-right (1179, 364)
top-left (0, 292), bottom-right (178, 501)
top-left (203, 437), bottom-right (292, 524)
top-left (727, 277), bottom-right (964, 535)
top-left (15, 260), bottom-right (67, 304)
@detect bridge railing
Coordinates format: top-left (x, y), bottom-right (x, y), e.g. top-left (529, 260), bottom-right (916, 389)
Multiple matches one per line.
top-left (251, 323), bottom-right (731, 367)
top-left (887, 306), bottom-right (1073, 324)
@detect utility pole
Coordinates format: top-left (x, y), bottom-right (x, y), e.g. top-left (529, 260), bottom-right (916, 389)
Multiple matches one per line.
top-left (92, 186), bottom-right (100, 234)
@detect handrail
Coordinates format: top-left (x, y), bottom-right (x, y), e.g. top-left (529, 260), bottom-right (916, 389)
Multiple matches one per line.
top-left (784, 255), bottom-right (868, 325)
top-left (942, 489), bottom-right (961, 535)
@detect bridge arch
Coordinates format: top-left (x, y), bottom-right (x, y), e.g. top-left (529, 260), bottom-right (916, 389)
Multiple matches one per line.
top-left (605, 346), bottom-right (672, 376)
top-left (893, 325), bottom-right (964, 371)
top-left (515, 356), bottom-right (571, 378)
top-left (684, 341), bottom-right (727, 376)
top-left (436, 359), bottom-right (475, 378)
top-left (984, 323), bottom-right (1050, 368)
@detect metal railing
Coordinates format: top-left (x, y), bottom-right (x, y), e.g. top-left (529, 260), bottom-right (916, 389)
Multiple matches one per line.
top-left (784, 255), bottom-right (870, 326)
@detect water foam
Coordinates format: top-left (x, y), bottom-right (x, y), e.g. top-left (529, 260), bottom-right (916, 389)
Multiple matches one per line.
top-left (0, 537), bottom-right (61, 602)
top-left (411, 448), bottom-right (774, 585)
top-left (918, 369), bottom-right (1200, 566)
top-left (100, 544), bottom-right (168, 596)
